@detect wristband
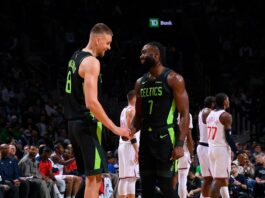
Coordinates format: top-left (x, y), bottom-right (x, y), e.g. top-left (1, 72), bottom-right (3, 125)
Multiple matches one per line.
top-left (130, 138), bottom-right (137, 144)
top-left (175, 140), bottom-right (184, 147)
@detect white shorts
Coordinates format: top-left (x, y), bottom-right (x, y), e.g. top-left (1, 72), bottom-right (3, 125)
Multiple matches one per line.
top-left (208, 146), bottom-right (231, 178)
top-left (178, 150), bottom-right (191, 170)
top-left (118, 142), bottom-right (139, 178)
top-left (197, 145), bottom-right (211, 177)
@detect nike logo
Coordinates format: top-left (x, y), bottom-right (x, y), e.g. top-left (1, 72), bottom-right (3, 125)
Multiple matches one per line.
top-left (141, 81), bottom-right (148, 85)
top-left (160, 134), bottom-right (168, 139)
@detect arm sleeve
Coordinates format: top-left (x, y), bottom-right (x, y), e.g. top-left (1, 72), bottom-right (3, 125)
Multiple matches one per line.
top-left (225, 128), bottom-right (238, 154)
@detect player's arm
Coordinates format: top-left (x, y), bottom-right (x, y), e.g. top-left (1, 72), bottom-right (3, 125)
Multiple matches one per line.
top-left (168, 72), bottom-right (190, 146)
top-left (51, 155), bottom-right (75, 166)
top-left (79, 57), bottom-right (129, 137)
top-left (126, 104), bottom-right (139, 162)
top-left (131, 78), bottom-right (142, 134)
top-left (220, 112), bottom-right (238, 154)
top-left (126, 107), bottom-right (135, 131)
top-left (202, 108), bottom-right (212, 124)
top-left (187, 129), bottom-right (193, 155)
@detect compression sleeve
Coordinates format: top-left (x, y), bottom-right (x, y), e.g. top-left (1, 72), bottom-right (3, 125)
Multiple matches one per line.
top-left (225, 129), bottom-right (238, 154)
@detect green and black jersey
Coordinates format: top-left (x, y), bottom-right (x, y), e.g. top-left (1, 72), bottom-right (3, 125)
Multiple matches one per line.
top-left (140, 67), bottom-right (177, 132)
top-left (64, 50), bottom-right (102, 121)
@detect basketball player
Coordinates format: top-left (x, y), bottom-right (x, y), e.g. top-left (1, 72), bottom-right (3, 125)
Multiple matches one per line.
top-left (131, 41), bottom-right (190, 198)
top-left (206, 93), bottom-right (238, 198)
top-left (64, 23), bottom-right (130, 198)
top-left (118, 90), bottom-right (140, 198)
top-left (176, 113), bottom-right (194, 198)
top-left (197, 96), bottom-right (215, 198)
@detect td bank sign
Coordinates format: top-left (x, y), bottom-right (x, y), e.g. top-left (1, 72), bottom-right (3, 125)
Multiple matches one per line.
top-left (149, 18), bottom-right (173, 28)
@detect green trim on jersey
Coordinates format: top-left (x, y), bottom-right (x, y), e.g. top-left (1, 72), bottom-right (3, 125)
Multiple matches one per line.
top-left (167, 100), bottom-right (176, 146)
top-left (174, 160), bottom-right (179, 173)
top-left (167, 100), bottom-right (176, 124)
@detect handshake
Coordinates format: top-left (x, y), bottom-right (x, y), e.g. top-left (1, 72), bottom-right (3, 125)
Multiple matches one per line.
top-left (114, 126), bottom-right (136, 141)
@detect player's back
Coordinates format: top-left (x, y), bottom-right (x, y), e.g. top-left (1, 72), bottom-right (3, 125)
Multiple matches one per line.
top-left (64, 50), bottom-right (100, 121)
top-left (198, 109), bottom-right (208, 144)
top-left (206, 110), bottom-right (227, 147)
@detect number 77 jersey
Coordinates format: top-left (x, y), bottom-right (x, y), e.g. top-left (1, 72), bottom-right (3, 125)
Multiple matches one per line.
top-left (206, 110), bottom-right (228, 147)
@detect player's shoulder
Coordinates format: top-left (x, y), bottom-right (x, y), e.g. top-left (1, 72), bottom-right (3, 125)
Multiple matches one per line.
top-left (81, 55), bottom-right (99, 66)
top-left (202, 108), bottom-right (212, 116)
top-left (220, 111), bottom-right (232, 123)
top-left (167, 69), bottom-right (184, 83)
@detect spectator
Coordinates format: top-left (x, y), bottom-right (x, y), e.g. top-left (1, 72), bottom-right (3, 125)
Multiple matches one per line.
top-left (18, 145), bottom-right (53, 198)
top-left (38, 146), bottom-right (62, 198)
top-left (229, 163), bottom-right (248, 198)
top-left (50, 142), bottom-right (81, 198)
top-left (254, 154), bottom-right (265, 197)
top-left (187, 170), bottom-right (202, 198)
top-left (0, 144), bottom-right (29, 198)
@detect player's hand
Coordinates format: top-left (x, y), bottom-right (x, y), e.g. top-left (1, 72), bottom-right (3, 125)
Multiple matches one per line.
top-left (116, 127), bottom-right (130, 139)
top-left (170, 146), bottom-right (184, 161)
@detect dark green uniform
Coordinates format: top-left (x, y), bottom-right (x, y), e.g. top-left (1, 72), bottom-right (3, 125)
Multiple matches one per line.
top-left (64, 50), bottom-right (106, 176)
top-left (139, 67), bottom-right (178, 197)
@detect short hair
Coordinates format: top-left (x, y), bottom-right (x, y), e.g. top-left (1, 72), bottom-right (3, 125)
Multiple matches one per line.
top-left (204, 96), bottom-right (215, 108)
top-left (215, 93), bottom-right (228, 108)
top-left (231, 163), bottom-right (238, 167)
top-left (39, 146), bottom-right (51, 155)
top-left (127, 90), bottom-right (136, 101)
top-left (90, 23), bottom-right (113, 36)
top-left (147, 41), bottom-right (166, 65)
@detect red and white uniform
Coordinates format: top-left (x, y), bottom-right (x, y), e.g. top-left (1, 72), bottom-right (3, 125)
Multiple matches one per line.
top-left (196, 109), bottom-right (211, 177)
top-left (206, 110), bottom-right (231, 178)
top-left (118, 105), bottom-right (140, 179)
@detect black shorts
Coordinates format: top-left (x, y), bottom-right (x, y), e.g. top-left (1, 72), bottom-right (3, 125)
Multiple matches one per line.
top-left (68, 120), bottom-right (107, 176)
top-left (139, 127), bottom-right (177, 178)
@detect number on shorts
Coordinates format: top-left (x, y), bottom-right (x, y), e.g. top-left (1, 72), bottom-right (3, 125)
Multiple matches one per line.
top-left (207, 126), bottom-right (217, 140)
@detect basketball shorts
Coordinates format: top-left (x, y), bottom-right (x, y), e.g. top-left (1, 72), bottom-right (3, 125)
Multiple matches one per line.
top-left (197, 144), bottom-right (211, 177)
top-left (208, 146), bottom-right (231, 178)
top-left (68, 120), bottom-right (107, 176)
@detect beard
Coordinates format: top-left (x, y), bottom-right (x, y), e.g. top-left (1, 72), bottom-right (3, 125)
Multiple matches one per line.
top-left (141, 56), bottom-right (156, 70)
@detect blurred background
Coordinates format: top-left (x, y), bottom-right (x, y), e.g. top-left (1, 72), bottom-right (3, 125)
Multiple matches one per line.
top-left (0, 0), bottom-right (264, 150)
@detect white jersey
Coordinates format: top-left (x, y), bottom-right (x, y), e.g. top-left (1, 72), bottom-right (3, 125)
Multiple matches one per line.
top-left (206, 110), bottom-right (228, 147)
top-left (118, 105), bottom-right (140, 178)
top-left (198, 109), bottom-right (208, 143)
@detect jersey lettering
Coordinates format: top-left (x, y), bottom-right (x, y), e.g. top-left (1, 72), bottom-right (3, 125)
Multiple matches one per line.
top-left (140, 86), bottom-right (162, 97)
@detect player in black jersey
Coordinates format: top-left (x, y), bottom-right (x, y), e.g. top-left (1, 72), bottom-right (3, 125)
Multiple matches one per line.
top-left (64, 23), bottom-right (130, 198)
top-left (131, 42), bottom-right (190, 198)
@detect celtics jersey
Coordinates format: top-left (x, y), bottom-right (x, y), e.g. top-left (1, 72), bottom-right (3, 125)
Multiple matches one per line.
top-left (140, 67), bottom-right (177, 131)
top-left (64, 50), bottom-right (102, 120)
